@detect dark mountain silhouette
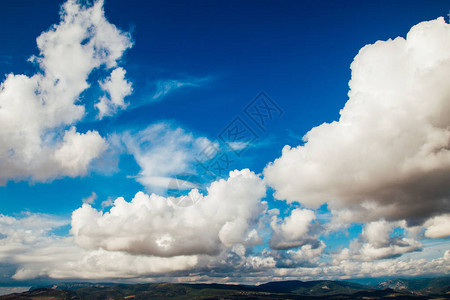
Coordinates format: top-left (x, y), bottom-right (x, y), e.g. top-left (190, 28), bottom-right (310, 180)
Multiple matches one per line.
top-left (257, 279), bottom-right (372, 295)
top-left (1, 276), bottom-right (448, 299)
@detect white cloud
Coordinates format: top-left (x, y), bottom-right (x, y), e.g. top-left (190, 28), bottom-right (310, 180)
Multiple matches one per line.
top-left (0, 213), bottom-right (197, 280)
top-left (269, 208), bottom-right (320, 250)
top-left (71, 169), bottom-right (266, 256)
top-left (96, 67), bottom-right (132, 119)
top-left (151, 77), bottom-right (209, 100)
top-left (424, 214), bottom-right (450, 239)
top-left (41, 251), bottom-right (197, 281)
top-left (286, 241), bottom-right (325, 265)
top-left (264, 18), bottom-right (450, 223)
top-left (119, 122), bottom-right (217, 192)
top-left (82, 192), bottom-right (97, 204)
top-left (363, 219), bottom-right (400, 248)
top-left (0, 213), bottom-right (68, 238)
top-left (0, 213), bottom-right (72, 279)
top-left (228, 141), bottom-right (250, 151)
top-left (101, 198), bottom-right (114, 208)
top-left (0, 210), bottom-right (448, 283)
top-left (53, 127), bottom-right (107, 176)
top-left (271, 251), bottom-right (450, 282)
top-left (333, 220), bottom-right (422, 262)
top-left (272, 241), bottom-right (326, 268)
top-left (0, 0), bottom-right (132, 184)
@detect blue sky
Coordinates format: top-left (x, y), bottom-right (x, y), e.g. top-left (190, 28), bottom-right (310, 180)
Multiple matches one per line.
top-left (0, 0), bottom-right (449, 285)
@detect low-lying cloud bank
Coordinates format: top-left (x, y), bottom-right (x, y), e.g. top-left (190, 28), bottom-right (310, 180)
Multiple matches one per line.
top-left (0, 205), bottom-right (449, 283)
top-left (264, 17), bottom-right (450, 224)
top-left (1, 165), bottom-right (448, 282)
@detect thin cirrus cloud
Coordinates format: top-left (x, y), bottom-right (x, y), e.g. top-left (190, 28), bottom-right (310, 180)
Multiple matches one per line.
top-left (264, 17), bottom-right (450, 225)
top-left (151, 77), bottom-right (212, 101)
top-left (121, 76), bottom-right (212, 113)
top-left (0, 0), bottom-right (132, 184)
top-left (116, 122), bottom-right (218, 193)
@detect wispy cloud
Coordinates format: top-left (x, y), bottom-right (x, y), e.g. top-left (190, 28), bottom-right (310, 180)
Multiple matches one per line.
top-left (82, 192), bottom-right (97, 205)
top-left (227, 141), bottom-right (250, 151)
top-left (116, 121), bottom-right (218, 193)
top-left (151, 76), bottom-right (212, 100)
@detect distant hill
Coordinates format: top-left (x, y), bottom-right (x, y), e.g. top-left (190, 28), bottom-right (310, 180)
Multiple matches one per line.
top-left (1, 276), bottom-right (449, 299)
top-left (29, 282), bottom-right (116, 291)
top-left (257, 279), bottom-right (373, 296)
top-left (377, 277), bottom-right (450, 295)
top-left (0, 287), bottom-right (77, 299)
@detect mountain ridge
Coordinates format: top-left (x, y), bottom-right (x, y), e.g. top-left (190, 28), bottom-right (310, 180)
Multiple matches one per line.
top-left (1, 276), bottom-right (448, 299)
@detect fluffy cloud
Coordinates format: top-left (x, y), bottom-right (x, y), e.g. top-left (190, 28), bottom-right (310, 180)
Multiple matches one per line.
top-left (0, 213), bottom-right (197, 280)
top-left (1, 215), bottom-right (270, 281)
top-left (71, 169), bottom-right (266, 256)
top-left (0, 213), bottom-right (72, 279)
top-left (0, 211), bottom-right (448, 283)
top-left (333, 220), bottom-right (422, 262)
top-left (118, 122), bottom-right (217, 192)
top-left (0, 0), bottom-right (132, 184)
top-left (53, 127), bottom-right (107, 176)
top-left (272, 241), bottom-right (326, 268)
top-left (271, 251), bottom-right (450, 282)
top-left (269, 208), bottom-right (320, 250)
top-left (264, 18), bottom-right (450, 223)
top-left (96, 67), bottom-right (132, 119)
top-left (0, 213), bottom-right (67, 240)
top-left (424, 214), bottom-right (450, 239)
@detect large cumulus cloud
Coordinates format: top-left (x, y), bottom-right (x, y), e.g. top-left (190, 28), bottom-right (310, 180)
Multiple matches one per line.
top-left (264, 17), bottom-right (450, 223)
top-left (0, 0), bottom-right (132, 184)
top-left (71, 169), bottom-right (266, 257)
